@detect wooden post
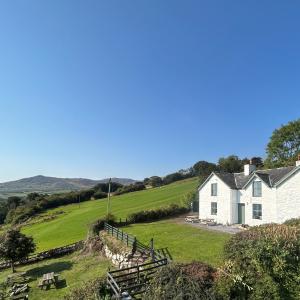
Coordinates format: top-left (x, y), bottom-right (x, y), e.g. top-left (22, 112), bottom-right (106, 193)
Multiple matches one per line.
top-left (150, 238), bottom-right (154, 261)
top-left (126, 234), bottom-right (128, 246)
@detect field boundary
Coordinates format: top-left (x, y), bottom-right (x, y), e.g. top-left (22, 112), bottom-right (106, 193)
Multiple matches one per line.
top-left (0, 240), bottom-right (83, 270)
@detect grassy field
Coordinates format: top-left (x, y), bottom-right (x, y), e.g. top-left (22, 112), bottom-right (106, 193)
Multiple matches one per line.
top-left (123, 220), bottom-right (230, 266)
top-left (0, 253), bottom-right (110, 300)
top-left (22, 178), bottom-right (199, 251)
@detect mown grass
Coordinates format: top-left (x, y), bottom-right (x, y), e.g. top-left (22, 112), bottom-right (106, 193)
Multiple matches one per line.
top-left (123, 220), bottom-right (230, 266)
top-left (22, 178), bottom-right (199, 251)
top-left (0, 253), bottom-right (110, 300)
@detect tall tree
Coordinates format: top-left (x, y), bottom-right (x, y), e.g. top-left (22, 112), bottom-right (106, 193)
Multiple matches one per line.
top-left (265, 119), bottom-right (300, 167)
top-left (0, 228), bottom-right (36, 272)
top-left (218, 155), bottom-right (245, 173)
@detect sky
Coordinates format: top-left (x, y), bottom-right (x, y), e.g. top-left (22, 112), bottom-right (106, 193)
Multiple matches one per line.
top-left (0, 1), bottom-right (299, 182)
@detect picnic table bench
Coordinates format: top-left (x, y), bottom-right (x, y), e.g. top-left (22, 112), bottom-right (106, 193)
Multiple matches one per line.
top-left (185, 215), bottom-right (199, 223)
top-left (38, 272), bottom-right (59, 289)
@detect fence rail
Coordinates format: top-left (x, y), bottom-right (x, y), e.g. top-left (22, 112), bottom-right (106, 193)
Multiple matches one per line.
top-left (104, 222), bottom-right (170, 299)
top-left (0, 240), bottom-right (83, 270)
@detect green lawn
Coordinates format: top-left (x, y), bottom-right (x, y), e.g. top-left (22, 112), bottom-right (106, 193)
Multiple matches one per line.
top-left (0, 253), bottom-right (111, 300)
top-left (22, 178), bottom-right (199, 251)
top-left (123, 220), bottom-right (230, 266)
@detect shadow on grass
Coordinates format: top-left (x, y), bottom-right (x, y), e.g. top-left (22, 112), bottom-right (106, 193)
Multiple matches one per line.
top-left (25, 261), bottom-right (73, 281)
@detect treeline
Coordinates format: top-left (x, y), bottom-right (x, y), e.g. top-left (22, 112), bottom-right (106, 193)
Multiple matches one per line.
top-left (144, 155), bottom-right (264, 188)
top-left (1, 181), bottom-right (146, 225)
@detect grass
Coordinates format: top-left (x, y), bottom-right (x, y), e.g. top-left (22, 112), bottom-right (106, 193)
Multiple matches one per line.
top-left (0, 252), bottom-right (111, 300)
top-left (123, 220), bottom-right (230, 266)
top-left (22, 178), bottom-right (199, 251)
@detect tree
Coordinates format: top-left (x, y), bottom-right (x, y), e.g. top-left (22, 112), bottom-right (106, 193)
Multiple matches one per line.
top-left (7, 196), bottom-right (22, 210)
top-left (218, 155), bottom-right (245, 173)
top-left (265, 119), bottom-right (300, 168)
top-left (148, 176), bottom-right (163, 187)
top-left (192, 161), bottom-right (218, 182)
top-left (250, 156), bottom-right (264, 168)
top-left (0, 228), bottom-right (36, 272)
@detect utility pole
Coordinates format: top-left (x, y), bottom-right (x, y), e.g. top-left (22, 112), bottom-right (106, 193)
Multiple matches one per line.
top-left (107, 178), bottom-right (112, 218)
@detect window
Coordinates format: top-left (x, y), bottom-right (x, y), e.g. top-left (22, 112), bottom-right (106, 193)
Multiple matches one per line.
top-left (252, 181), bottom-right (262, 197)
top-left (211, 183), bottom-right (217, 196)
top-left (211, 202), bottom-right (217, 215)
top-left (253, 204), bottom-right (262, 219)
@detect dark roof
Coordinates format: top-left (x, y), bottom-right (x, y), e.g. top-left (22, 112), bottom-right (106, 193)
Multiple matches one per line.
top-left (214, 166), bottom-right (297, 189)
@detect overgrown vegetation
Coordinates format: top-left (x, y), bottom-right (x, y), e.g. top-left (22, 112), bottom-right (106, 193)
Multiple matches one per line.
top-left (144, 262), bottom-right (216, 300)
top-left (128, 203), bottom-right (189, 223)
top-left (215, 223), bottom-right (300, 299)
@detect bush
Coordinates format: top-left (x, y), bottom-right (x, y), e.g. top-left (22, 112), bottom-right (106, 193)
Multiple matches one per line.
top-left (284, 217), bottom-right (300, 227)
top-left (215, 224), bottom-right (300, 299)
top-left (89, 214), bottom-right (116, 236)
top-left (144, 263), bottom-right (216, 300)
top-left (114, 182), bottom-right (146, 195)
top-left (64, 277), bottom-right (112, 300)
top-left (127, 204), bottom-right (189, 223)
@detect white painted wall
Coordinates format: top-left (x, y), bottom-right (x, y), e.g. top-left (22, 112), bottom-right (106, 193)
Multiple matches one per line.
top-left (199, 174), bottom-right (232, 224)
top-left (199, 169), bottom-right (300, 226)
top-left (276, 169), bottom-right (300, 223)
top-left (239, 176), bottom-right (277, 226)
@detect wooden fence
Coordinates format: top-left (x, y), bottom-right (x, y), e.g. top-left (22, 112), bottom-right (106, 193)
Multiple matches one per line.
top-left (104, 223), bottom-right (170, 299)
top-left (0, 240), bottom-right (83, 270)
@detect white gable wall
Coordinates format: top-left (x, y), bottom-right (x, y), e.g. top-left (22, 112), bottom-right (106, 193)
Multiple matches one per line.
top-left (239, 177), bottom-right (277, 226)
top-left (199, 174), bottom-right (232, 224)
top-left (276, 169), bottom-right (300, 223)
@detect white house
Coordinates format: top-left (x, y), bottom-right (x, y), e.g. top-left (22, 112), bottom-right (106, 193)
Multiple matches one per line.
top-left (198, 157), bottom-right (300, 226)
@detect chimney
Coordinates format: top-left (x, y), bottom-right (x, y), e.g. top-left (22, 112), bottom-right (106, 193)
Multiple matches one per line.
top-left (244, 160), bottom-right (256, 176)
top-left (296, 154), bottom-right (300, 167)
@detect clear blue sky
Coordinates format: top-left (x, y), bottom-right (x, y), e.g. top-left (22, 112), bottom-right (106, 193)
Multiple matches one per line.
top-left (0, 1), bottom-right (299, 182)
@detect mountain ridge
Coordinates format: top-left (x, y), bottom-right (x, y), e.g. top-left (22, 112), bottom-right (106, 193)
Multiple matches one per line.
top-left (0, 175), bottom-right (136, 193)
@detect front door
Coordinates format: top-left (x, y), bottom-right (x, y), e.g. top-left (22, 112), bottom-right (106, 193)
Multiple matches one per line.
top-left (238, 203), bottom-right (245, 224)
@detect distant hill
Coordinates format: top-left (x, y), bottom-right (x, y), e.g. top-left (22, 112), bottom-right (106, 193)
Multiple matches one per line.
top-left (0, 175), bottom-right (136, 194)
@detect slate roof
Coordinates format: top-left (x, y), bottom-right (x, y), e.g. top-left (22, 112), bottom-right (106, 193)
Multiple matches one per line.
top-left (214, 166), bottom-right (297, 190)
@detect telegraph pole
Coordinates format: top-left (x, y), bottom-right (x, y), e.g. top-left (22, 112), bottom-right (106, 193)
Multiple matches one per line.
top-left (107, 178), bottom-right (112, 218)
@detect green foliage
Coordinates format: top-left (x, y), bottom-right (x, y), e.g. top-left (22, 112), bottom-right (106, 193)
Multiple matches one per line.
top-left (64, 276), bottom-right (112, 300)
top-left (144, 263), bottom-right (216, 300)
top-left (114, 182), bottom-right (146, 195)
top-left (216, 224), bottom-right (300, 299)
top-left (0, 228), bottom-right (36, 272)
top-left (128, 204), bottom-right (189, 223)
top-left (147, 176), bottom-right (163, 187)
top-left (284, 217), bottom-right (300, 227)
top-left (218, 155), bottom-right (248, 173)
top-left (265, 118), bottom-right (300, 167)
top-left (163, 172), bottom-right (185, 185)
top-left (89, 214), bottom-right (116, 236)
top-left (192, 160), bottom-right (218, 182)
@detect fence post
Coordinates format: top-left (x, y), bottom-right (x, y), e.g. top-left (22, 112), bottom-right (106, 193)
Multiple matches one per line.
top-left (150, 238), bottom-right (155, 261)
top-left (126, 234), bottom-right (128, 246)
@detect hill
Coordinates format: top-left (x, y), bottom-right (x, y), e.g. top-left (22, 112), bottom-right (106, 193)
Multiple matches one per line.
top-left (0, 175), bottom-right (136, 194)
top-left (22, 177), bottom-right (199, 251)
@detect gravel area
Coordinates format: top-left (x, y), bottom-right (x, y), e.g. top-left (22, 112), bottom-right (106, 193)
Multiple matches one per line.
top-left (175, 216), bottom-right (243, 234)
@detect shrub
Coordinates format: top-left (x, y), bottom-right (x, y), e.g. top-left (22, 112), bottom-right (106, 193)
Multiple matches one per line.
top-left (127, 204), bottom-right (189, 223)
top-left (89, 214), bottom-right (116, 236)
top-left (64, 277), bottom-right (112, 300)
top-left (144, 263), bottom-right (216, 300)
top-left (284, 217), bottom-right (300, 227)
top-left (114, 182), bottom-right (146, 195)
top-left (215, 223), bottom-right (300, 299)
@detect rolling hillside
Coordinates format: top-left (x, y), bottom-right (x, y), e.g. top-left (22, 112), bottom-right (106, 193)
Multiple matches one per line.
top-left (22, 177), bottom-right (199, 251)
top-left (0, 175), bottom-right (136, 195)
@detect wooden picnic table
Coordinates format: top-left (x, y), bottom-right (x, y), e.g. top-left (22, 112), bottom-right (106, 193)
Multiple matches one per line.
top-left (38, 272), bottom-right (59, 289)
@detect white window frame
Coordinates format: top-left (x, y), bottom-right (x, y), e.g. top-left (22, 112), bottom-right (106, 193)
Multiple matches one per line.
top-left (252, 181), bottom-right (262, 197)
top-left (211, 183), bottom-right (217, 196)
top-left (252, 203), bottom-right (262, 219)
top-left (211, 202), bottom-right (217, 215)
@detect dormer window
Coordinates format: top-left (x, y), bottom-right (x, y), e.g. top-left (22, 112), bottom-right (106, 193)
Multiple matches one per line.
top-left (253, 181), bottom-right (262, 197)
top-left (211, 183), bottom-right (217, 196)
